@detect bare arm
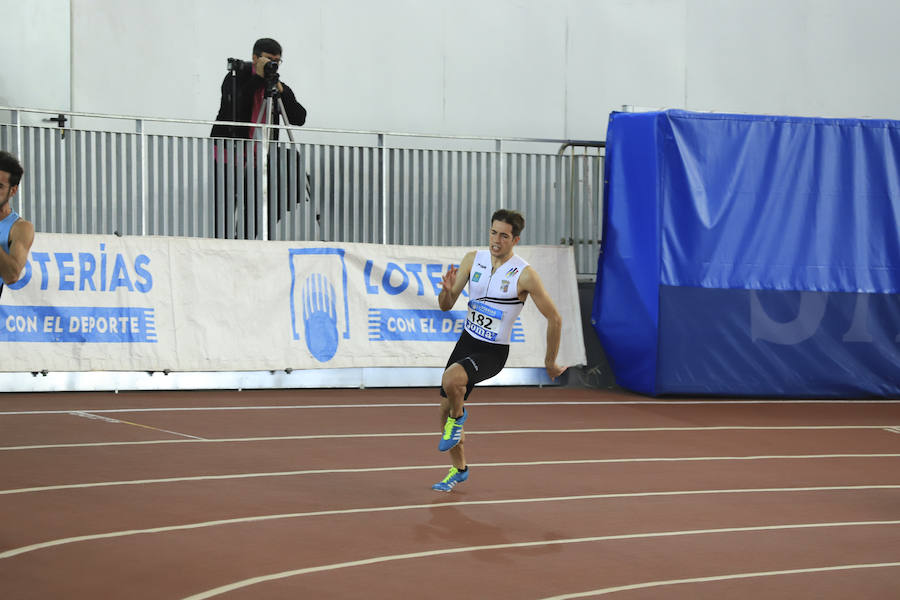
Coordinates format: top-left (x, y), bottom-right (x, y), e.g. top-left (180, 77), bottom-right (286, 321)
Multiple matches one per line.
top-left (518, 266), bottom-right (567, 379)
top-left (0, 219), bottom-right (34, 284)
top-left (438, 251), bottom-right (475, 311)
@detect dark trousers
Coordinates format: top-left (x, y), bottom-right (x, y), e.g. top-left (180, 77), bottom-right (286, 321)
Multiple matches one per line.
top-left (213, 141), bottom-right (311, 240)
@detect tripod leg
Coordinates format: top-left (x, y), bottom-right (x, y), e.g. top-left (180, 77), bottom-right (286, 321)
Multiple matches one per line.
top-left (253, 99), bottom-right (269, 135)
top-left (275, 98), bottom-right (296, 143)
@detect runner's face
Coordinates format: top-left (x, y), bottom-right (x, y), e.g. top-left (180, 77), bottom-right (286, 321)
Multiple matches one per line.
top-left (489, 220), bottom-right (518, 259)
top-left (0, 171), bottom-right (17, 210)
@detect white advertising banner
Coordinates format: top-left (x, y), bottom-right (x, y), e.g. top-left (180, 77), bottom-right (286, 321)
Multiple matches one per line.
top-left (0, 234), bottom-right (586, 372)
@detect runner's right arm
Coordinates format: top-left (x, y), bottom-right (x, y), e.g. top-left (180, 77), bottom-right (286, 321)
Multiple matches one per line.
top-left (438, 251), bottom-right (475, 311)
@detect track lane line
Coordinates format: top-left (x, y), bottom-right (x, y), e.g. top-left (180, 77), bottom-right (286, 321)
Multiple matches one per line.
top-left (2, 491), bottom-right (898, 561)
top-left (2, 455), bottom-right (899, 495)
top-left (70, 411), bottom-right (206, 441)
top-left (538, 562), bottom-right (900, 598)
top-left (2, 398), bottom-right (899, 416)
top-left (3, 425), bottom-right (899, 451)
top-left (179, 522), bottom-right (900, 599)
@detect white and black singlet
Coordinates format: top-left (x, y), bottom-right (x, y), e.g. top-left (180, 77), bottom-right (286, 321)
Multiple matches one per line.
top-left (0, 210), bottom-right (21, 299)
top-left (440, 250), bottom-right (529, 400)
top-left (463, 249), bottom-right (528, 345)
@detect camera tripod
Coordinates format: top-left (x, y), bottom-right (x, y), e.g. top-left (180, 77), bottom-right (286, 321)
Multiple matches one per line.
top-left (219, 60), bottom-right (312, 240)
top-left (253, 76), bottom-right (296, 144)
top-left (251, 75), bottom-right (314, 239)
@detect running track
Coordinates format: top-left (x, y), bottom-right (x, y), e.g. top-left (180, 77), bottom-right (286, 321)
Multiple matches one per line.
top-left (1, 387), bottom-right (898, 598)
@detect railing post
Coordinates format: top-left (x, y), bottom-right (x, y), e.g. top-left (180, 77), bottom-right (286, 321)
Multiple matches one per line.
top-left (11, 110), bottom-right (22, 156)
top-left (10, 110), bottom-right (25, 170)
top-left (137, 118), bottom-right (148, 236)
top-left (496, 138), bottom-right (504, 207)
top-left (379, 133), bottom-right (387, 244)
top-left (9, 110), bottom-right (24, 210)
top-left (261, 124), bottom-right (270, 241)
top-left (569, 145), bottom-right (577, 247)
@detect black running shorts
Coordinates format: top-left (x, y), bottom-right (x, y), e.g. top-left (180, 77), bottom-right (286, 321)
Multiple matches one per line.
top-left (439, 330), bottom-right (510, 400)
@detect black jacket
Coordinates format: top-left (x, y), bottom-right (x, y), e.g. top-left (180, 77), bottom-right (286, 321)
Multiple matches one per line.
top-left (211, 64), bottom-right (307, 139)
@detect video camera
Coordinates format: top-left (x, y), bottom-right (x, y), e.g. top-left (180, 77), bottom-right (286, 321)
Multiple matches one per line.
top-left (227, 57), bottom-right (279, 82)
top-left (263, 60), bottom-right (279, 78)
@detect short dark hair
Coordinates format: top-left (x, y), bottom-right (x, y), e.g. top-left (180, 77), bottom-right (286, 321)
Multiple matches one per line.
top-left (491, 209), bottom-right (525, 237)
top-left (0, 150), bottom-right (24, 187)
top-left (253, 38), bottom-right (283, 57)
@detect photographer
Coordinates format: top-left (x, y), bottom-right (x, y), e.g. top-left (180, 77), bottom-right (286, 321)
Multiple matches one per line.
top-left (211, 38), bottom-right (307, 139)
top-left (211, 38), bottom-right (308, 239)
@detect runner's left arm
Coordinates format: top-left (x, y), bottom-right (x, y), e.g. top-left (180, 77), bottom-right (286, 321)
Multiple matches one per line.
top-left (0, 220), bottom-right (35, 284)
top-left (519, 266), bottom-right (567, 380)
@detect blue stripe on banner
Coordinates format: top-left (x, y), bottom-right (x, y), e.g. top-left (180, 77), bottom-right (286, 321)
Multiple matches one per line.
top-left (367, 309), bottom-right (527, 343)
top-left (0, 306), bottom-right (158, 343)
top-left (368, 309), bottom-right (384, 341)
top-left (368, 309), bottom-right (466, 341)
top-left (510, 319), bottom-right (525, 342)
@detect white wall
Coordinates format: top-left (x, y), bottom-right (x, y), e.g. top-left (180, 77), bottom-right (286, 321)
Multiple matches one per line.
top-left (0, 0), bottom-right (70, 125)
top-left (685, 0), bottom-right (900, 119)
top-left (6, 0), bottom-right (900, 140)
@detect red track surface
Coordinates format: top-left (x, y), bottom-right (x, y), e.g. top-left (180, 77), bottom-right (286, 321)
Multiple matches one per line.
top-left (1, 387), bottom-right (898, 598)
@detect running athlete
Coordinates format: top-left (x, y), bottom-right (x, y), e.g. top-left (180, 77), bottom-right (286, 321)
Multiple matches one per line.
top-left (0, 151), bottom-right (34, 298)
top-left (432, 209), bottom-right (566, 492)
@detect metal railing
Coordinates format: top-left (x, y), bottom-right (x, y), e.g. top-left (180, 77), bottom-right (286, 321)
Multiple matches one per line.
top-left (1, 107), bottom-right (604, 279)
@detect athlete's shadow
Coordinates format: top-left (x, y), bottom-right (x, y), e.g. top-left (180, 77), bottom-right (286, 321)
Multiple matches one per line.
top-left (413, 504), bottom-right (563, 564)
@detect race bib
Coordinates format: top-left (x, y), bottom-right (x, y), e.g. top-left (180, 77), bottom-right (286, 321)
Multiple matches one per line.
top-left (465, 300), bottom-right (504, 342)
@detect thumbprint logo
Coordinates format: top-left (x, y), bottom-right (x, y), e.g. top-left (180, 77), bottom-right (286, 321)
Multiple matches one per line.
top-left (302, 273), bottom-right (339, 362)
top-left (289, 247), bottom-right (350, 363)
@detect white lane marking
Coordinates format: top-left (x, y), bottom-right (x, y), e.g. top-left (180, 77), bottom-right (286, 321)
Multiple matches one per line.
top-left (181, 522), bottom-right (900, 599)
top-left (2, 399), bottom-right (899, 415)
top-left (2, 425), bottom-right (897, 451)
top-left (69, 411), bottom-right (122, 424)
top-left (3, 404), bottom-right (444, 416)
top-left (69, 411), bottom-right (206, 441)
top-left (885, 427), bottom-right (900, 434)
top-left (3, 456), bottom-right (898, 496)
top-left (0, 432), bottom-right (437, 451)
top-left (2, 493), bottom-right (898, 562)
top-left (539, 562), bottom-right (900, 598)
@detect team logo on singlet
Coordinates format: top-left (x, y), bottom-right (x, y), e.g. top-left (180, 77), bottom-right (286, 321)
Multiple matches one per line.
top-left (501, 279), bottom-right (510, 293)
top-left (472, 272), bottom-right (482, 282)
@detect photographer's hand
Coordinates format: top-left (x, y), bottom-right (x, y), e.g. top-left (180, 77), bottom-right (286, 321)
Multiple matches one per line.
top-left (253, 56), bottom-right (269, 77)
top-left (254, 57), bottom-right (284, 93)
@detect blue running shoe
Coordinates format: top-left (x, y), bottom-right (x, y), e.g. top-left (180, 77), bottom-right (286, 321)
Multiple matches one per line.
top-left (438, 408), bottom-right (467, 451)
top-left (431, 466), bottom-right (469, 492)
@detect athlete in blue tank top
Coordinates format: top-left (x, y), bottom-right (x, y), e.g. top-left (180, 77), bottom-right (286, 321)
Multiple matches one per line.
top-left (430, 208), bottom-right (567, 492)
top-left (0, 151), bottom-right (35, 297)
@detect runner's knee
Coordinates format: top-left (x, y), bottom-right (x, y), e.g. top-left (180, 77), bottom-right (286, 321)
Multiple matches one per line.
top-left (441, 365), bottom-right (468, 396)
